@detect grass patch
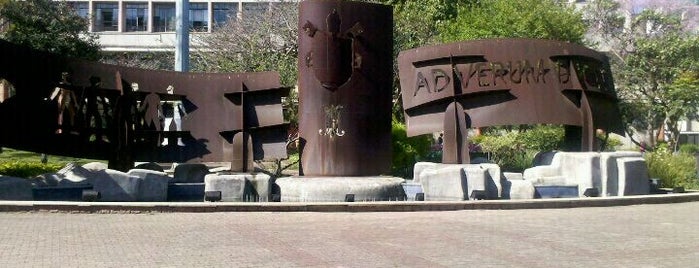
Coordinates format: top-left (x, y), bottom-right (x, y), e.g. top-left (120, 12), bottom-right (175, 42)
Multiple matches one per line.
top-left (0, 147), bottom-right (104, 178)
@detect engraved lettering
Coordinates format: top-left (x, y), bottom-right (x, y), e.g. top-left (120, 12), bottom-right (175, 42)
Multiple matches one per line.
top-left (476, 63), bottom-right (489, 87)
top-left (414, 71), bottom-right (430, 97)
top-left (510, 61), bottom-right (522, 84)
top-left (491, 62), bottom-right (507, 86)
top-left (432, 69), bottom-right (450, 93)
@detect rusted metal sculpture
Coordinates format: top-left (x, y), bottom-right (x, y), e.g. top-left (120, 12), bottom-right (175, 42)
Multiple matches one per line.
top-left (298, 0), bottom-right (393, 176)
top-left (0, 39), bottom-right (289, 171)
top-left (398, 39), bottom-right (624, 164)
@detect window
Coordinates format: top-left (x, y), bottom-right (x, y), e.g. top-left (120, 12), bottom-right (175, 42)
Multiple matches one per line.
top-left (242, 2), bottom-right (268, 19)
top-left (68, 2), bottom-right (89, 20)
top-left (125, 3), bottom-right (148, 32)
top-left (213, 3), bottom-right (238, 28)
top-left (190, 3), bottom-right (208, 32)
top-left (93, 2), bottom-right (118, 32)
top-left (154, 3), bottom-right (176, 32)
top-left (66, 2), bottom-right (89, 31)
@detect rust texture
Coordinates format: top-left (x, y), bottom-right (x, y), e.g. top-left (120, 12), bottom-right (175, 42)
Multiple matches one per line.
top-left (398, 39), bottom-right (624, 164)
top-left (0, 39), bottom-right (288, 171)
top-left (298, 0), bottom-right (393, 176)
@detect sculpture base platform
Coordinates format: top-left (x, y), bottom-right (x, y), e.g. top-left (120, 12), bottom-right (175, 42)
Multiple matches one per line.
top-left (275, 176), bottom-right (406, 202)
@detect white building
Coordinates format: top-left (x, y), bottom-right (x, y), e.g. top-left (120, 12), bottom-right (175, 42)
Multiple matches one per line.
top-left (66, 0), bottom-right (281, 52)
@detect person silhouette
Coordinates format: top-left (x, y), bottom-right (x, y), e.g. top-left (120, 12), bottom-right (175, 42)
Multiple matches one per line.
top-left (138, 84), bottom-right (162, 131)
top-left (83, 76), bottom-right (108, 142)
top-left (48, 72), bottom-right (79, 134)
top-left (161, 85), bottom-right (186, 146)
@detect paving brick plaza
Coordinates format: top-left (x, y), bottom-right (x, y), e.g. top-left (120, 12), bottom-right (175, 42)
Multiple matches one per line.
top-left (1, 202), bottom-right (698, 267)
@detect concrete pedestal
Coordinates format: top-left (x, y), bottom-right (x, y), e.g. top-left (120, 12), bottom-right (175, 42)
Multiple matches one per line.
top-left (413, 162), bottom-right (502, 201)
top-left (275, 177), bottom-right (406, 202)
top-left (204, 173), bottom-right (272, 202)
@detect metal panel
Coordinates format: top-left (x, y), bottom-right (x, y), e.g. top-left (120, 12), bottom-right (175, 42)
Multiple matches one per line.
top-left (0, 39), bottom-right (289, 171)
top-left (297, 0), bottom-right (393, 176)
top-left (398, 39), bottom-right (625, 163)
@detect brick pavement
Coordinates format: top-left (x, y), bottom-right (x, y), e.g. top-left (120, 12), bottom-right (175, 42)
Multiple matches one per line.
top-left (0, 202), bottom-right (698, 267)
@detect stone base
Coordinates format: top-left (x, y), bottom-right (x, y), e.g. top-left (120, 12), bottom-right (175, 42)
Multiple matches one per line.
top-left (275, 176), bottom-right (406, 202)
top-left (401, 182), bottom-right (424, 201)
top-left (167, 183), bottom-right (204, 201)
top-left (0, 176), bottom-right (33, 201)
top-left (414, 162), bottom-right (501, 201)
top-left (204, 173), bottom-right (272, 202)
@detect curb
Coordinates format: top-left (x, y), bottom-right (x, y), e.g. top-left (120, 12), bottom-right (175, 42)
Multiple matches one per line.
top-left (1, 192), bottom-right (699, 213)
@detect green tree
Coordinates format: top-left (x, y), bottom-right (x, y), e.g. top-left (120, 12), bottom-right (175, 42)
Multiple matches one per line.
top-left (585, 0), bottom-right (699, 150)
top-left (0, 0), bottom-right (100, 60)
top-left (375, 0), bottom-right (461, 121)
top-left (440, 0), bottom-right (587, 44)
top-left (192, 2), bottom-right (298, 86)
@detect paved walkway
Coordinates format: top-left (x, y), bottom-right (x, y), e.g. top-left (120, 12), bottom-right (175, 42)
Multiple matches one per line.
top-left (1, 202), bottom-right (698, 267)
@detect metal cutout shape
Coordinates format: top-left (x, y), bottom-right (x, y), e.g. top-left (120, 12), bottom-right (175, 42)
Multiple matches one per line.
top-left (398, 39), bottom-right (624, 163)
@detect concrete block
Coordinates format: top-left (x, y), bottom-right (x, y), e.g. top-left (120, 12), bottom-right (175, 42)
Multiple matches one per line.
top-left (33, 173), bottom-right (61, 188)
top-left (418, 165), bottom-right (496, 201)
top-left (401, 182), bottom-right (424, 201)
top-left (419, 166), bottom-right (467, 201)
top-left (134, 162), bottom-right (165, 172)
top-left (32, 185), bottom-right (92, 201)
top-left (172, 163), bottom-right (210, 183)
top-left (92, 169), bottom-right (141, 201)
top-left (501, 179), bottom-right (535, 200)
top-left (57, 163), bottom-right (96, 184)
top-left (0, 176), bottom-right (33, 200)
top-left (532, 151), bottom-right (559, 166)
top-left (557, 152), bottom-right (600, 196)
top-left (462, 165), bottom-right (489, 200)
top-left (503, 172), bottom-right (523, 180)
top-left (600, 151), bottom-right (643, 197)
top-left (524, 152), bottom-right (601, 197)
top-left (82, 162), bottom-right (108, 171)
top-left (245, 173), bottom-right (273, 202)
top-left (128, 169), bottom-right (171, 202)
top-left (617, 157), bottom-right (650, 196)
top-left (413, 162), bottom-right (440, 183)
top-left (204, 174), bottom-right (247, 202)
top-left (535, 185), bottom-right (579, 198)
top-left (275, 177), bottom-right (406, 202)
top-left (478, 163), bottom-right (502, 199)
top-left (167, 183), bottom-right (204, 201)
top-left (523, 166), bottom-right (561, 182)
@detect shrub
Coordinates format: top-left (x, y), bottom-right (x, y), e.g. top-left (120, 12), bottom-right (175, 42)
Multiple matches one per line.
top-left (392, 120), bottom-right (433, 178)
top-left (679, 143), bottom-right (699, 154)
top-left (519, 125), bottom-right (564, 151)
top-left (0, 161), bottom-right (63, 178)
top-left (645, 145), bottom-right (699, 189)
top-left (474, 125), bottom-right (564, 172)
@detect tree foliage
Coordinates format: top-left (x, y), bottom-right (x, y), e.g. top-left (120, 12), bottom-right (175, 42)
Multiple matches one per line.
top-left (440, 0), bottom-right (587, 44)
top-left (100, 52), bottom-right (175, 71)
top-left (0, 0), bottom-right (100, 60)
top-left (472, 125), bottom-right (565, 171)
top-left (391, 119), bottom-right (433, 178)
top-left (192, 2), bottom-right (298, 86)
top-left (585, 0), bottom-right (699, 150)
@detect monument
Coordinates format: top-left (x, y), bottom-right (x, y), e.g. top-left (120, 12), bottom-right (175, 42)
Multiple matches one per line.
top-left (398, 39), bottom-right (625, 164)
top-left (275, 0), bottom-right (406, 202)
top-left (398, 39), bottom-right (643, 200)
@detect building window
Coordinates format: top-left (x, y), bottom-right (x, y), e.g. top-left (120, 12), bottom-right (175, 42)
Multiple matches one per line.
top-left (154, 3), bottom-right (176, 32)
top-left (67, 2), bottom-right (89, 31)
top-left (93, 2), bottom-right (118, 32)
top-left (213, 3), bottom-right (238, 28)
top-left (190, 3), bottom-right (208, 32)
top-left (242, 2), bottom-right (269, 19)
top-left (125, 3), bottom-right (148, 32)
top-left (68, 2), bottom-right (90, 20)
